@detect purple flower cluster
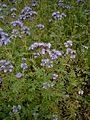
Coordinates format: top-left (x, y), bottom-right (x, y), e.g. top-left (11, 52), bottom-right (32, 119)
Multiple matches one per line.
top-left (29, 42), bottom-right (64, 67)
top-left (12, 105), bottom-right (21, 113)
top-left (0, 16), bottom-right (4, 19)
top-left (36, 24), bottom-right (45, 29)
top-left (52, 11), bottom-right (66, 20)
top-left (29, 42), bottom-right (51, 50)
top-left (0, 60), bottom-right (14, 73)
top-left (58, 0), bottom-right (72, 9)
top-left (21, 57), bottom-right (28, 70)
top-left (10, 7), bottom-right (17, 12)
top-left (33, 52), bottom-right (40, 58)
top-left (12, 29), bottom-right (19, 35)
top-left (21, 62), bottom-right (28, 70)
top-left (20, 6), bottom-right (37, 21)
top-left (66, 48), bottom-right (76, 54)
top-left (11, 20), bottom-right (23, 27)
top-left (41, 59), bottom-right (53, 68)
top-left (1, 4), bottom-right (7, 8)
top-left (50, 49), bottom-right (63, 60)
top-left (11, 13), bottom-right (16, 18)
top-left (21, 26), bottom-right (30, 35)
top-left (0, 28), bottom-right (10, 46)
top-left (64, 40), bottom-right (73, 47)
top-left (64, 40), bottom-right (76, 59)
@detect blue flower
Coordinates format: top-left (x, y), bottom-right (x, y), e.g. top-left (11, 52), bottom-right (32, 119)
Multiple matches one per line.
top-left (36, 24), bottom-right (45, 29)
top-left (21, 63), bottom-right (28, 70)
top-left (16, 72), bottom-right (22, 79)
top-left (64, 40), bottom-right (73, 47)
top-left (11, 20), bottom-right (23, 27)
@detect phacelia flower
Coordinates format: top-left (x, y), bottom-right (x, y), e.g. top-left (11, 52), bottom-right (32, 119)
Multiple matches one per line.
top-left (0, 29), bottom-right (10, 46)
top-left (0, 60), bottom-right (14, 73)
top-left (16, 72), bottom-right (22, 79)
top-left (64, 40), bottom-right (73, 47)
top-left (52, 74), bottom-right (58, 80)
top-left (11, 20), bottom-right (23, 27)
top-left (20, 6), bottom-right (37, 21)
top-left (70, 55), bottom-right (76, 59)
top-left (21, 63), bottom-right (28, 70)
top-left (22, 26), bottom-right (30, 35)
top-left (12, 105), bottom-right (21, 113)
top-left (33, 52), bottom-right (40, 58)
top-left (41, 59), bottom-right (53, 68)
top-left (36, 24), bottom-right (45, 29)
top-left (52, 11), bottom-right (66, 20)
top-left (29, 42), bottom-right (51, 50)
top-left (10, 7), bottom-right (17, 12)
top-left (31, 0), bottom-right (38, 7)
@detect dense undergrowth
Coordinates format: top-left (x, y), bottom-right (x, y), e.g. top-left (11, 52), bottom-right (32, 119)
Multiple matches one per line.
top-left (0, 0), bottom-right (90, 120)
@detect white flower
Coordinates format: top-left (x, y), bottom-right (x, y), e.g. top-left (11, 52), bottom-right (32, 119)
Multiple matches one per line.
top-left (78, 90), bottom-right (84, 95)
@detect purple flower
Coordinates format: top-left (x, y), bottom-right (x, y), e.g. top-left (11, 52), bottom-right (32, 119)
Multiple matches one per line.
top-left (2, 4), bottom-right (7, 8)
top-left (8, 65), bottom-right (14, 72)
top-left (66, 48), bottom-right (72, 54)
top-left (0, 29), bottom-right (10, 46)
top-left (16, 72), bottom-right (22, 79)
top-left (77, 0), bottom-right (82, 3)
top-left (52, 11), bottom-right (60, 19)
top-left (33, 52), bottom-right (40, 58)
top-left (64, 40), bottom-right (73, 47)
top-left (52, 11), bottom-right (66, 20)
top-left (12, 106), bottom-right (18, 113)
top-left (4, 69), bottom-right (8, 73)
top-left (36, 24), bottom-right (45, 29)
top-left (41, 48), bottom-right (46, 55)
top-left (10, 8), bottom-right (17, 12)
top-left (50, 53), bottom-right (58, 60)
top-left (70, 55), bottom-right (76, 59)
top-left (29, 42), bottom-right (51, 50)
top-left (0, 16), bottom-right (4, 19)
top-left (58, 0), bottom-right (72, 9)
top-left (22, 26), bottom-right (30, 35)
top-left (52, 74), bottom-right (58, 80)
top-left (0, 60), bottom-right (13, 73)
top-left (12, 105), bottom-right (21, 113)
top-left (41, 59), bottom-right (53, 68)
top-left (12, 29), bottom-right (19, 35)
top-left (50, 49), bottom-right (63, 60)
top-left (11, 13), bottom-right (16, 18)
top-left (31, 0), bottom-right (38, 6)
top-left (21, 63), bottom-right (28, 70)
top-left (11, 20), bottom-right (23, 27)
top-left (20, 6), bottom-right (37, 21)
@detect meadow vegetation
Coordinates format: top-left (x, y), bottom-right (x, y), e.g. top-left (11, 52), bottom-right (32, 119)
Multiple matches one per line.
top-left (0, 0), bottom-right (90, 120)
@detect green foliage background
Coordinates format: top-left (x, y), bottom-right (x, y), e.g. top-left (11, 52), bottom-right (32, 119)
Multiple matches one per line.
top-left (0, 0), bottom-right (90, 120)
